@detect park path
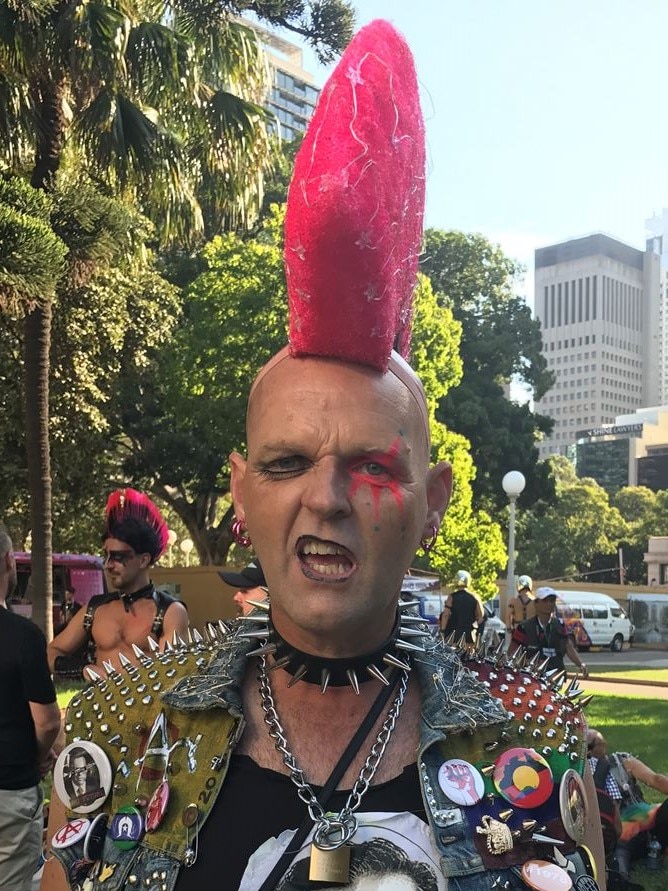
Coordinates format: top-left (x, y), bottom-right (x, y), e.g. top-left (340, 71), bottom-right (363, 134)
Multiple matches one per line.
top-left (584, 676), bottom-right (668, 700)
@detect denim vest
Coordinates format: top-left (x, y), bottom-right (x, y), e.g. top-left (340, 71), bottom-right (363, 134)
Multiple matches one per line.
top-left (53, 623), bottom-right (589, 891)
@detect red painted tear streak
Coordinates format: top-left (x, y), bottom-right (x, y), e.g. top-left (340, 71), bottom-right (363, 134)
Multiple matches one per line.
top-left (347, 437), bottom-right (405, 521)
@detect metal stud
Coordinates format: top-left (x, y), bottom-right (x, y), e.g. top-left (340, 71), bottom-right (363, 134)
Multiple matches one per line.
top-left (366, 663), bottom-right (390, 685)
top-left (346, 669), bottom-right (360, 695)
top-left (382, 652), bottom-right (411, 671)
top-left (287, 664), bottom-right (308, 687)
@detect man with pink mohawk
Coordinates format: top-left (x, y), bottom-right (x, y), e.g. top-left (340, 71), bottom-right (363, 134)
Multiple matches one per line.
top-left (48, 20), bottom-right (604, 891)
top-left (48, 488), bottom-right (188, 676)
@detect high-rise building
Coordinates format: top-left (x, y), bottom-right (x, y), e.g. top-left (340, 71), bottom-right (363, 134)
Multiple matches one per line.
top-left (249, 22), bottom-right (321, 140)
top-left (645, 210), bottom-right (668, 405)
top-left (534, 234), bottom-right (660, 458)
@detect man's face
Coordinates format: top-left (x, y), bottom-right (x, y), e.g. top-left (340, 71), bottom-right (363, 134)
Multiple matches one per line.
top-left (231, 357), bottom-right (451, 655)
top-left (535, 596), bottom-right (557, 620)
top-left (102, 537), bottom-right (150, 593)
top-left (234, 586), bottom-right (264, 617)
top-left (71, 755), bottom-right (89, 787)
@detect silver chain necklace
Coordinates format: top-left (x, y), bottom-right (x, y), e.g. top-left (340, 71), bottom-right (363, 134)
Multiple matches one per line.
top-left (258, 654), bottom-right (409, 850)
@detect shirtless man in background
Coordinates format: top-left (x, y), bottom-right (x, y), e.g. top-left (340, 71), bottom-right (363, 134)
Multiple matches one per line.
top-left (48, 488), bottom-right (189, 675)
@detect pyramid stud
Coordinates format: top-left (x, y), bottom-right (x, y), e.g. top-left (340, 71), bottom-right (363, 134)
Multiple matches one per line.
top-left (366, 663), bottom-right (390, 685)
top-left (102, 660), bottom-right (120, 678)
top-left (218, 620), bottom-right (231, 635)
top-left (118, 652), bottom-right (133, 670)
top-left (84, 666), bottom-right (103, 683)
top-left (131, 644), bottom-right (153, 666)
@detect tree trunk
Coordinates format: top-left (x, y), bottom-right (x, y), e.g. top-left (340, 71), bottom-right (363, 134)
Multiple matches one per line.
top-left (23, 301), bottom-right (53, 639)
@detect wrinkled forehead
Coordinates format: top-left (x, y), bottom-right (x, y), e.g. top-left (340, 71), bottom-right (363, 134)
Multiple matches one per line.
top-left (248, 349), bottom-right (430, 453)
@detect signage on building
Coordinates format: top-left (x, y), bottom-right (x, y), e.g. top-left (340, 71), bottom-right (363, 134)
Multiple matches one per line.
top-left (576, 422), bottom-right (644, 440)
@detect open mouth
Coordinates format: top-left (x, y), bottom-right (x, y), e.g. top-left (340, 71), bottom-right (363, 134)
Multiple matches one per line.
top-left (296, 536), bottom-right (356, 582)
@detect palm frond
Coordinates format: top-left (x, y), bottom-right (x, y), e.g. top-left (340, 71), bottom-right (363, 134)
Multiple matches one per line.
top-left (126, 21), bottom-right (192, 103)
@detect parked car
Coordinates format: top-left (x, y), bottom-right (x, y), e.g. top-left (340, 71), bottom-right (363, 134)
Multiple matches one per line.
top-left (555, 590), bottom-right (634, 652)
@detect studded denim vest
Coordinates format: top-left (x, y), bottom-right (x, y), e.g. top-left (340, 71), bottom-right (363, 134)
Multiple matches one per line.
top-left (53, 622), bottom-right (593, 891)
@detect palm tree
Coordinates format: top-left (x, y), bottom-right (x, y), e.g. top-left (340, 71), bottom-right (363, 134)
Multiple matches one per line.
top-left (0, 0), bottom-right (308, 635)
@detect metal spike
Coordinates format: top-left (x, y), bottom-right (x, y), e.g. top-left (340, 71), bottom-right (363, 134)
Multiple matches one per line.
top-left (522, 819), bottom-right (538, 832)
top-left (218, 619), bottom-right (231, 635)
top-left (565, 675), bottom-right (580, 695)
top-left (346, 669), bottom-right (360, 695)
top-left (172, 630), bottom-right (187, 648)
top-left (186, 628), bottom-right (195, 644)
top-left (382, 652), bottom-right (411, 671)
top-left (498, 809), bottom-right (513, 822)
top-left (147, 636), bottom-right (160, 653)
top-left (398, 614), bottom-right (427, 624)
top-left (287, 664), bottom-right (308, 687)
top-left (163, 640), bottom-right (174, 653)
top-left (237, 614), bottom-right (270, 624)
top-left (366, 663), bottom-right (390, 686)
top-left (515, 649), bottom-right (528, 669)
top-left (536, 656), bottom-right (551, 675)
top-left (395, 638), bottom-right (426, 653)
top-left (192, 628), bottom-right (205, 644)
top-left (398, 599), bottom-right (420, 610)
top-left (531, 833), bottom-right (564, 845)
top-left (320, 668), bottom-right (331, 695)
top-left (493, 638), bottom-right (506, 659)
top-left (550, 670), bottom-right (567, 689)
top-left (578, 694), bottom-right (594, 709)
top-left (245, 642), bottom-right (278, 658)
top-left (267, 655), bottom-right (293, 673)
top-left (237, 629), bottom-right (271, 641)
top-left (246, 598), bottom-right (270, 612)
top-left (398, 626), bottom-right (431, 638)
top-left (118, 652), bottom-right (133, 670)
top-left (131, 643), bottom-right (153, 666)
top-left (480, 764), bottom-right (495, 777)
top-left (444, 631), bottom-right (458, 647)
top-left (456, 633), bottom-right (468, 651)
top-left (102, 660), bottom-right (120, 678)
top-left (84, 666), bottom-right (103, 683)
top-left (526, 652), bottom-right (541, 671)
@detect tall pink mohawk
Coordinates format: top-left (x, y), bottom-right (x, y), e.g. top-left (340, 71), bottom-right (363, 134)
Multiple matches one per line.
top-left (104, 488), bottom-right (169, 562)
top-left (284, 19), bottom-right (425, 372)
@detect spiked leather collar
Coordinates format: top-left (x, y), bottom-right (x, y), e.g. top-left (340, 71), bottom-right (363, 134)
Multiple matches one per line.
top-left (118, 582), bottom-right (155, 612)
top-left (238, 600), bottom-right (433, 693)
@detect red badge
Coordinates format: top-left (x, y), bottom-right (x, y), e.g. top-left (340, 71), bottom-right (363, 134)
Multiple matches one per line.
top-left (522, 859), bottom-right (573, 891)
top-left (493, 747), bottom-right (554, 809)
top-left (52, 818), bottom-right (90, 849)
top-left (145, 780), bottom-right (170, 832)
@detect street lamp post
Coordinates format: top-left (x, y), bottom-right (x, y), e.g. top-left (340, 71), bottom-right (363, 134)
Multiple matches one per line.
top-left (167, 529), bottom-right (177, 568)
top-left (501, 470), bottom-right (526, 623)
top-left (180, 538), bottom-right (194, 567)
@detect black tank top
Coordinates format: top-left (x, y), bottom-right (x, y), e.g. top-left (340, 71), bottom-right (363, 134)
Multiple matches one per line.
top-left (175, 754), bottom-right (425, 891)
top-left (443, 589), bottom-right (478, 643)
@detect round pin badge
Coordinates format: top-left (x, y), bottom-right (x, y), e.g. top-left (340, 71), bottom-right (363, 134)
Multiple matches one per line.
top-left (83, 812), bottom-right (109, 862)
top-left (521, 859), bottom-right (573, 891)
top-left (51, 817), bottom-right (90, 850)
top-left (559, 769), bottom-right (588, 843)
top-left (53, 741), bottom-right (113, 814)
top-left (145, 780), bottom-right (170, 832)
top-left (437, 759), bottom-right (485, 806)
top-left (493, 747), bottom-right (554, 809)
top-left (574, 878), bottom-right (600, 891)
top-left (109, 805), bottom-right (144, 850)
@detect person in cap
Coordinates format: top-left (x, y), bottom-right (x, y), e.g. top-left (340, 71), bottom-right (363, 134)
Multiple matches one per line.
top-left (439, 569), bottom-right (484, 644)
top-left (48, 488), bottom-right (189, 676)
top-left (48, 21), bottom-right (604, 891)
top-left (505, 573), bottom-right (536, 632)
top-left (510, 586), bottom-right (588, 676)
top-left (219, 559), bottom-right (267, 616)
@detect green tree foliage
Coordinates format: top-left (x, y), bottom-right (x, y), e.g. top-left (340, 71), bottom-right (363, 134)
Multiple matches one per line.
top-left (420, 229), bottom-right (556, 512)
top-left (516, 457), bottom-right (627, 581)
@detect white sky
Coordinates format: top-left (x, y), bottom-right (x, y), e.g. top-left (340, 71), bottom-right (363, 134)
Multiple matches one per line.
top-left (291, 0), bottom-right (668, 309)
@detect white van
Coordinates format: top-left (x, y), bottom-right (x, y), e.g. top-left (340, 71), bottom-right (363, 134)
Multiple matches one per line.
top-left (554, 590), bottom-right (634, 652)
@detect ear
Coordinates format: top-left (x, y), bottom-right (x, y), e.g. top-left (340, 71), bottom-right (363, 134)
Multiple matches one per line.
top-left (139, 553), bottom-right (152, 571)
top-left (424, 461), bottom-right (452, 534)
top-left (229, 451), bottom-right (248, 520)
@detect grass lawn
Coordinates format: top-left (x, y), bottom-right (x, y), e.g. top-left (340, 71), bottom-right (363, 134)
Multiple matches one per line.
top-left (590, 666), bottom-right (668, 684)
top-left (586, 691), bottom-right (668, 891)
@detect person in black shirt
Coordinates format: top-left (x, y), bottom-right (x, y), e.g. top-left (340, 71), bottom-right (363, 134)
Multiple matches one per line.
top-left (0, 531), bottom-right (61, 891)
top-left (439, 570), bottom-right (484, 644)
top-left (510, 586), bottom-right (588, 676)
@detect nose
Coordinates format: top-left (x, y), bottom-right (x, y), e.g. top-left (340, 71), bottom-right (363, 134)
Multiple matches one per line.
top-left (300, 457), bottom-right (352, 520)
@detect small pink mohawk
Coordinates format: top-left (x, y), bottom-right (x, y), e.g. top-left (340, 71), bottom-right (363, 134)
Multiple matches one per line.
top-left (284, 19), bottom-right (425, 372)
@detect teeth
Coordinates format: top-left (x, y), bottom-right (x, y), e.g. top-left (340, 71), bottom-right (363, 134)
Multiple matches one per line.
top-left (301, 541), bottom-right (346, 557)
top-left (307, 562), bottom-right (349, 576)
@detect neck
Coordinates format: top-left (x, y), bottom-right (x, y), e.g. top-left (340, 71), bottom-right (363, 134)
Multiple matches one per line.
top-left (117, 575), bottom-right (152, 597)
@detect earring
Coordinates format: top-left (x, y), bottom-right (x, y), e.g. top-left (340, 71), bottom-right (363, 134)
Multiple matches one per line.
top-left (420, 524), bottom-right (438, 554)
top-left (231, 516), bottom-right (252, 548)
